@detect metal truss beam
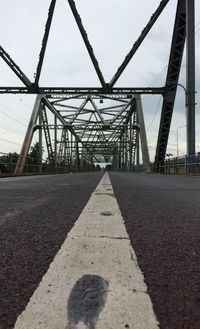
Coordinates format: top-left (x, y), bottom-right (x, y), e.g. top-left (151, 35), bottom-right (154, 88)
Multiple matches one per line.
top-left (0, 45), bottom-right (32, 88)
top-left (14, 95), bottom-right (42, 174)
top-left (118, 100), bottom-right (136, 139)
top-left (67, 0), bottom-right (106, 88)
top-left (41, 103), bottom-right (54, 162)
top-left (35, 124), bottom-right (138, 130)
top-left (109, 0), bottom-right (170, 88)
top-left (0, 87), bottom-right (165, 95)
top-left (42, 97), bottom-right (100, 162)
top-left (154, 0), bottom-right (186, 170)
top-left (186, 0), bottom-right (196, 158)
top-left (34, 0), bottom-right (56, 86)
top-left (135, 95), bottom-right (150, 172)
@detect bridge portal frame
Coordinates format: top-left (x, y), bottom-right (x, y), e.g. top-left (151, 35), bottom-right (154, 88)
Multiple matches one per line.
top-left (0, 0), bottom-right (196, 172)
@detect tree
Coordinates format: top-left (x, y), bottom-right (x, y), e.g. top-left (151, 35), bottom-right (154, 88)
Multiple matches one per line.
top-left (95, 164), bottom-right (101, 171)
top-left (0, 152), bottom-right (19, 173)
top-left (28, 142), bottom-right (43, 172)
top-left (105, 164), bottom-right (112, 171)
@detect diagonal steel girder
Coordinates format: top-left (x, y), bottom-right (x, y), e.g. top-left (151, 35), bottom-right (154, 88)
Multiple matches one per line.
top-left (154, 0), bottom-right (186, 170)
top-left (0, 45), bottom-right (32, 88)
top-left (67, 0), bottom-right (106, 88)
top-left (42, 96), bottom-right (100, 162)
top-left (34, 0), bottom-right (56, 86)
top-left (109, 0), bottom-right (170, 88)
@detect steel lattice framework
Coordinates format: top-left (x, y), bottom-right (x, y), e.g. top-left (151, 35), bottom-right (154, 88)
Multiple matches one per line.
top-left (0, 0), bottom-right (196, 173)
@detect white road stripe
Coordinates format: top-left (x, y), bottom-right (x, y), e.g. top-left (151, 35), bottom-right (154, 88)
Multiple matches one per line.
top-left (0, 174), bottom-right (67, 182)
top-left (14, 173), bottom-right (159, 329)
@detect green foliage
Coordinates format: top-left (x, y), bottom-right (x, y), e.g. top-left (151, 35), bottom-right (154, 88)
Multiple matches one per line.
top-left (27, 142), bottom-right (44, 172)
top-left (28, 142), bottom-right (43, 165)
top-left (0, 152), bottom-right (19, 173)
top-left (95, 164), bottom-right (101, 171)
top-left (105, 164), bottom-right (112, 171)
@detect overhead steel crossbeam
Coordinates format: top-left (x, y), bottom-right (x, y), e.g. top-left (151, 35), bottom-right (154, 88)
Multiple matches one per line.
top-left (0, 87), bottom-right (165, 95)
top-left (154, 0), bottom-right (186, 170)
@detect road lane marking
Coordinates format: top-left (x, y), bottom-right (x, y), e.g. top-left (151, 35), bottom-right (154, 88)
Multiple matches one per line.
top-left (0, 174), bottom-right (69, 182)
top-left (14, 173), bottom-right (159, 329)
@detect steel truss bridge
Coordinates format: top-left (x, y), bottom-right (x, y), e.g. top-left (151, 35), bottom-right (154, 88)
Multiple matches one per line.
top-left (0, 0), bottom-right (196, 174)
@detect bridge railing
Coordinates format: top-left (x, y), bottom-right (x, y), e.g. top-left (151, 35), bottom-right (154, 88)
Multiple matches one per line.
top-left (154, 153), bottom-right (200, 174)
top-left (0, 152), bottom-right (95, 177)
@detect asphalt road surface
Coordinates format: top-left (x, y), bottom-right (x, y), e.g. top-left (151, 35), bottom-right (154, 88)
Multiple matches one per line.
top-left (110, 172), bottom-right (200, 329)
top-left (1, 172), bottom-right (200, 329)
top-left (0, 173), bottom-right (103, 329)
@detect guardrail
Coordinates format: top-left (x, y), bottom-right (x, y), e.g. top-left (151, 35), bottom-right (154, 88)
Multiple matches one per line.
top-left (1, 152), bottom-right (200, 176)
top-left (153, 153), bottom-right (200, 174)
top-left (0, 152), bottom-right (96, 177)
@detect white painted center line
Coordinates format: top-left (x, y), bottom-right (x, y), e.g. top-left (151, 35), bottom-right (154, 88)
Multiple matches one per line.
top-left (14, 173), bottom-right (159, 329)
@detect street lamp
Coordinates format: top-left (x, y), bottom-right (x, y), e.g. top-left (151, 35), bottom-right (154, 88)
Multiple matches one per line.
top-left (166, 80), bottom-right (197, 161)
top-left (166, 81), bottom-right (187, 158)
top-left (166, 81), bottom-right (187, 105)
top-left (177, 125), bottom-right (186, 158)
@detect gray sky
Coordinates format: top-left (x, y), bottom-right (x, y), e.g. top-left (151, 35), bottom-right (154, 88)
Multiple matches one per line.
top-left (0, 0), bottom-right (200, 160)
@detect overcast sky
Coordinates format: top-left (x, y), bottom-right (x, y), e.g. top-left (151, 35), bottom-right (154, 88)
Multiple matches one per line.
top-left (0, 0), bottom-right (200, 161)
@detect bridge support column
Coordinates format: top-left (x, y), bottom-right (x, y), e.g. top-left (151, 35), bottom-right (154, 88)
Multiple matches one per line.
top-left (54, 115), bottom-right (58, 172)
top-left (14, 95), bottom-right (42, 175)
top-left (135, 95), bottom-right (150, 172)
top-left (186, 0), bottom-right (196, 171)
top-left (38, 104), bottom-right (43, 174)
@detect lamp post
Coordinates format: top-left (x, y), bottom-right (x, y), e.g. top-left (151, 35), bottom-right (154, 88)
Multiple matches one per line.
top-left (166, 81), bottom-right (187, 157)
top-left (167, 79), bottom-right (196, 171)
top-left (166, 81), bottom-right (186, 104)
top-left (177, 125), bottom-right (186, 158)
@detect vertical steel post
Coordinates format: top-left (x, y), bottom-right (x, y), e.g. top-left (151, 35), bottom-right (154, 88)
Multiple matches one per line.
top-left (14, 95), bottom-right (42, 175)
top-left (129, 119), bottom-right (133, 171)
top-left (124, 128), bottom-right (128, 171)
top-left (38, 104), bottom-right (43, 174)
top-left (136, 130), bottom-right (140, 171)
top-left (76, 139), bottom-right (80, 171)
top-left (135, 95), bottom-right (150, 172)
top-left (54, 115), bottom-right (57, 172)
top-left (71, 132), bottom-right (73, 170)
top-left (122, 134), bottom-right (125, 170)
top-left (119, 139), bottom-right (122, 170)
top-left (186, 0), bottom-right (196, 161)
top-left (64, 129), bottom-right (67, 173)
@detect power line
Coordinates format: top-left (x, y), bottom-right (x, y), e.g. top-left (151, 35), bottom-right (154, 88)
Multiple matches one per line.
top-left (195, 19), bottom-right (200, 29)
top-left (0, 110), bottom-right (26, 127)
top-left (0, 137), bottom-right (21, 146)
top-left (147, 96), bottom-right (162, 131)
top-left (147, 65), bottom-right (168, 87)
top-left (0, 123), bottom-right (24, 137)
top-left (0, 101), bottom-right (27, 122)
